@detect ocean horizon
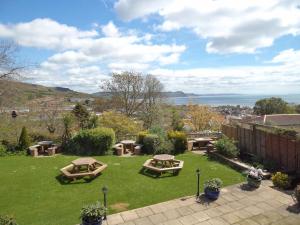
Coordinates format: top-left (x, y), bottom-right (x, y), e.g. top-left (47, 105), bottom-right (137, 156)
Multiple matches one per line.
top-left (166, 94), bottom-right (300, 107)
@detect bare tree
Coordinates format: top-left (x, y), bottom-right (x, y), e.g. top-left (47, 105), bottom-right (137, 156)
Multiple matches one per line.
top-left (0, 41), bottom-right (23, 80)
top-left (100, 72), bottom-right (164, 127)
top-left (141, 75), bottom-right (163, 128)
top-left (101, 71), bottom-right (145, 116)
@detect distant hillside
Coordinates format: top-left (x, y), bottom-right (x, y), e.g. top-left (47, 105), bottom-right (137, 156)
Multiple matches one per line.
top-left (0, 80), bottom-right (92, 108)
top-left (93, 91), bottom-right (199, 98)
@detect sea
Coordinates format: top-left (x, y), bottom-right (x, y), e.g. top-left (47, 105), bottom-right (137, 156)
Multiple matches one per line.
top-left (166, 94), bottom-right (300, 107)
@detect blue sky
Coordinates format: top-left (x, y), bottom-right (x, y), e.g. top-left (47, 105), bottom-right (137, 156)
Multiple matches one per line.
top-left (1, 0), bottom-right (300, 94)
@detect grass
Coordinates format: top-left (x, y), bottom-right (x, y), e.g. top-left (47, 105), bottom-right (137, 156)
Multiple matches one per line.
top-left (0, 152), bottom-right (245, 225)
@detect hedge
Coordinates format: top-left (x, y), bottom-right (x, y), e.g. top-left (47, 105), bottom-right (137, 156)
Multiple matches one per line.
top-left (143, 134), bottom-right (160, 155)
top-left (67, 127), bottom-right (115, 155)
top-left (168, 130), bottom-right (187, 154)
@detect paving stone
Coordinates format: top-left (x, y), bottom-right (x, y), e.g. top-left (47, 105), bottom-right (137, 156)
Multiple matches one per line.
top-left (179, 215), bottom-right (200, 225)
top-left (263, 210), bottom-right (283, 222)
top-left (204, 207), bottom-right (223, 217)
top-left (244, 205), bottom-right (264, 216)
top-left (226, 201), bottom-right (245, 210)
top-left (189, 203), bottom-right (207, 212)
top-left (119, 221), bottom-right (135, 225)
top-left (255, 202), bottom-right (275, 211)
top-left (251, 214), bottom-right (271, 225)
top-left (148, 213), bottom-right (168, 224)
top-left (216, 205), bottom-right (234, 214)
top-left (107, 213), bottom-right (124, 225)
top-left (195, 221), bottom-right (211, 225)
top-left (121, 210), bottom-right (139, 221)
top-left (163, 209), bottom-right (181, 220)
top-left (160, 219), bottom-right (182, 225)
top-left (222, 212), bottom-right (241, 224)
top-left (135, 207), bottom-right (154, 218)
top-left (238, 218), bottom-right (260, 225)
top-left (207, 217), bottom-right (229, 225)
top-left (192, 211), bottom-right (210, 222)
top-left (132, 217), bottom-right (153, 225)
top-left (177, 206), bottom-right (195, 216)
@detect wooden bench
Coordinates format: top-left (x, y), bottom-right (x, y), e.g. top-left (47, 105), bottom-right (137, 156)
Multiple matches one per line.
top-left (28, 145), bottom-right (41, 157)
top-left (60, 162), bottom-right (107, 181)
top-left (143, 159), bottom-right (184, 174)
top-left (113, 143), bottom-right (124, 156)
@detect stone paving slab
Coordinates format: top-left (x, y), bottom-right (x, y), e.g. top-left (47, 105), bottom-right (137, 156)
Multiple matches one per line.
top-left (103, 181), bottom-right (300, 225)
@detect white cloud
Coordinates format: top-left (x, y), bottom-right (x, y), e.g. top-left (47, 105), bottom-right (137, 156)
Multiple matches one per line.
top-left (101, 21), bottom-right (120, 37)
top-left (108, 62), bottom-right (149, 71)
top-left (149, 49), bottom-right (300, 94)
top-left (0, 18), bottom-right (97, 50)
top-left (115, 0), bottom-right (300, 54)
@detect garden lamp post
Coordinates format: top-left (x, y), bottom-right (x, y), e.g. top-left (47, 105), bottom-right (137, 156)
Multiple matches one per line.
top-left (196, 168), bottom-right (200, 198)
top-left (102, 186), bottom-right (108, 220)
top-left (11, 110), bottom-right (18, 143)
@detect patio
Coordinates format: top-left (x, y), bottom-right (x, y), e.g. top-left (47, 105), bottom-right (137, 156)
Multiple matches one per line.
top-left (104, 180), bottom-right (299, 225)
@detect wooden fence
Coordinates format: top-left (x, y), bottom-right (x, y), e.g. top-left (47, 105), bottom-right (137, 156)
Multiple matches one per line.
top-left (222, 124), bottom-right (300, 173)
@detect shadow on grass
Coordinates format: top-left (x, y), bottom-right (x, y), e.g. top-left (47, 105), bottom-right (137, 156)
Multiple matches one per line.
top-left (55, 174), bottom-right (97, 185)
top-left (139, 168), bottom-right (179, 179)
top-left (196, 194), bottom-right (216, 206)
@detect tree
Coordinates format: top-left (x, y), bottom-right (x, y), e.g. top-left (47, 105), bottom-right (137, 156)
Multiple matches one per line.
top-left (171, 109), bottom-right (184, 131)
top-left (253, 97), bottom-right (290, 115)
top-left (186, 104), bottom-right (224, 131)
top-left (72, 103), bottom-right (90, 129)
top-left (101, 71), bottom-right (145, 116)
top-left (61, 113), bottom-right (74, 148)
top-left (140, 75), bottom-right (163, 128)
top-left (295, 104), bottom-right (300, 114)
top-left (100, 72), bottom-right (164, 120)
top-left (18, 126), bottom-right (30, 151)
top-left (99, 111), bottom-right (143, 140)
top-left (0, 41), bottom-right (23, 80)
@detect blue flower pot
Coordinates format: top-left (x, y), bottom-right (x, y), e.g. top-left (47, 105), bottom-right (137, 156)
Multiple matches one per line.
top-left (82, 217), bottom-right (102, 225)
top-left (204, 187), bottom-right (220, 200)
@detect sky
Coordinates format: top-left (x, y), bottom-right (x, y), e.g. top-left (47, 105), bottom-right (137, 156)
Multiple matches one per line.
top-left (0, 0), bottom-right (300, 94)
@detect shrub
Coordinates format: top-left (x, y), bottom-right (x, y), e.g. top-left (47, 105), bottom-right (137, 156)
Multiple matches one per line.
top-left (80, 201), bottom-right (106, 224)
top-left (149, 125), bottom-right (166, 140)
top-left (0, 215), bottom-right (18, 225)
top-left (143, 134), bottom-right (160, 154)
top-left (0, 144), bottom-right (7, 157)
top-left (136, 131), bottom-right (149, 145)
top-left (68, 127), bottom-right (115, 155)
top-left (214, 136), bottom-right (238, 158)
top-left (271, 172), bottom-right (290, 189)
top-left (294, 185), bottom-right (300, 205)
top-left (204, 178), bottom-right (223, 192)
top-left (17, 126), bottom-right (30, 151)
top-left (155, 140), bottom-right (173, 155)
top-left (167, 130), bottom-right (187, 154)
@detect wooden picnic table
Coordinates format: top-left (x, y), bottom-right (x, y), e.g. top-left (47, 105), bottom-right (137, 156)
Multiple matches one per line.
top-left (37, 141), bottom-right (53, 153)
top-left (121, 140), bottom-right (135, 153)
top-left (71, 157), bottom-right (98, 172)
top-left (153, 154), bottom-right (175, 168)
top-left (194, 137), bottom-right (213, 148)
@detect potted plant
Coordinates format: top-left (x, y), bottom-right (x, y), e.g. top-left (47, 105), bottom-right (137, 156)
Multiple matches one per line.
top-left (247, 167), bottom-right (263, 188)
top-left (204, 178), bottom-right (223, 200)
top-left (293, 185), bottom-right (300, 206)
top-left (80, 201), bottom-right (107, 225)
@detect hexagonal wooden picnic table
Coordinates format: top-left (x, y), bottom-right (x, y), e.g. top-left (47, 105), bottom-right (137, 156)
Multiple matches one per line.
top-left (71, 157), bottom-right (98, 172)
top-left (152, 154), bottom-right (175, 168)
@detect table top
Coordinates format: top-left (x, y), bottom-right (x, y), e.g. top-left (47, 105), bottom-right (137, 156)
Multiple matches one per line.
top-left (121, 140), bottom-right (135, 144)
top-left (72, 157), bottom-right (97, 166)
top-left (153, 154), bottom-right (175, 161)
top-left (37, 141), bottom-right (53, 146)
top-left (194, 137), bottom-right (213, 142)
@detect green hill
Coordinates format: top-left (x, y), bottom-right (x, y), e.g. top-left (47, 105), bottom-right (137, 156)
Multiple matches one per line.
top-left (0, 80), bottom-right (92, 108)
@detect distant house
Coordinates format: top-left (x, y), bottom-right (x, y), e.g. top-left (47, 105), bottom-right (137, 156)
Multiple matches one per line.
top-left (249, 114), bottom-right (300, 126)
top-left (68, 97), bottom-right (95, 104)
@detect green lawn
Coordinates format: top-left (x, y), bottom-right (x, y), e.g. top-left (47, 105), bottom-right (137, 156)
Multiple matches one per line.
top-left (0, 153), bottom-right (245, 225)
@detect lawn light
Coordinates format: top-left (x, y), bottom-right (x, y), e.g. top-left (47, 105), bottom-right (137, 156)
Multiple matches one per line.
top-left (196, 168), bottom-right (200, 198)
top-left (102, 186), bottom-right (108, 220)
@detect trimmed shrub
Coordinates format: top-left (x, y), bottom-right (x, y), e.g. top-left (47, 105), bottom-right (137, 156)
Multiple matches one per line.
top-left (271, 172), bottom-right (290, 189)
top-left (167, 130), bottom-right (187, 154)
top-left (17, 126), bottom-right (30, 151)
top-left (294, 185), bottom-right (300, 205)
top-left (136, 131), bottom-right (149, 145)
top-left (68, 127), bottom-right (115, 155)
top-left (0, 144), bottom-right (7, 157)
top-left (214, 136), bottom-right (238, 158)
top-left (155, 140), bottom-right (173, 155)
top-left (143, 134), bottom-right (160, 154)
top-left (0, 215), bottom-right (18, 225)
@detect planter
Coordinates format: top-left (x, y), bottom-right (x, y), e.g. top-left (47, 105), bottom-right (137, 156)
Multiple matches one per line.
top-left (204, 187), bottom-right (220, 200)
top-left (82, 217), bottom-right (102, 225)
top-left (247, 176), bottom-right (262, 188)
